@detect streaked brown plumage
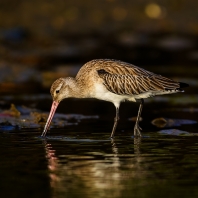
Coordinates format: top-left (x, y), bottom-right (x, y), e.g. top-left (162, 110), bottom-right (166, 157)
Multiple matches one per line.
top-left (41, 59), bottom-right (188, 138)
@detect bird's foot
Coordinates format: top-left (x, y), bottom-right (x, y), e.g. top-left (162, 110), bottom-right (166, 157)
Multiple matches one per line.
top-left (134, 124), bottom-right (142, 137)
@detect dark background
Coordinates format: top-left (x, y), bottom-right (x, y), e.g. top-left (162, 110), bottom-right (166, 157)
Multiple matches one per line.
top-left (0, 0), bottom-right (197, 111)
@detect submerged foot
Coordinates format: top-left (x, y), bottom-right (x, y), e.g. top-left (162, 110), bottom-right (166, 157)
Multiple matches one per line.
top-left (134, 124), bottom-right (142, 137)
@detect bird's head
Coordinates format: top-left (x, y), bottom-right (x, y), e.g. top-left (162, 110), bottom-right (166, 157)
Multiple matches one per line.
top-left (41, 77), bottom-right (76, 137)
top-left (50, 77), bottom-right (76, 102)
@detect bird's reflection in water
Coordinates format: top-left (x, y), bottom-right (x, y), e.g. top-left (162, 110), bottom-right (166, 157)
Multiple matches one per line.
top-left (43, 140), bottom-right (60, 190)
top-left (43, 136), bottom-right (145, 198)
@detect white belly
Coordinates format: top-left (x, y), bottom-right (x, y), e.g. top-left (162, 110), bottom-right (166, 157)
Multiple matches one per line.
top-left (92, 83), bottom-right (136, 108)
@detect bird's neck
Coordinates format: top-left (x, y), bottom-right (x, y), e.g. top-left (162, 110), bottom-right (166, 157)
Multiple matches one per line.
top-left (66, 77), bottom-right (87, 98)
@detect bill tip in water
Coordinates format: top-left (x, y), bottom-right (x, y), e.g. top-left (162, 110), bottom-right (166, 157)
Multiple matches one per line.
top-left (41, 126), bottom-right (49, 137)
top-left (41, 131), bottom-right (47, 137)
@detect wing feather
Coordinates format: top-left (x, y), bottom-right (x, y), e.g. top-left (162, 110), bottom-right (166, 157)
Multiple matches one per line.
top-left (97, 60), bottom-right (180, 96)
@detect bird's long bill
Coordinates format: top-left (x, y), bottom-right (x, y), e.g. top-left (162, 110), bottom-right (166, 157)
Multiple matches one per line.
top-left (41, 101), bottom-right (59, 137)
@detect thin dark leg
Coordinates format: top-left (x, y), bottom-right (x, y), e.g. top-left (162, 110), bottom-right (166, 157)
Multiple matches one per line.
top-left (134, 99), bottom-right (144, 137)
top-left (110, 107), bottom-right (119, 138)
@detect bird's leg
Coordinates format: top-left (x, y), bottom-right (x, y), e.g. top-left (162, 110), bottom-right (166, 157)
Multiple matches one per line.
top-left (134, 99), bottom-right (144, 137)
top-left (110, 107), bottom-right (120, 138)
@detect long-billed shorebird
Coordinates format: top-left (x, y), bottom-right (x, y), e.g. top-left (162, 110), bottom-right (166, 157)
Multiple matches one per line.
top-left (41, 59), bottom-right (188, 138)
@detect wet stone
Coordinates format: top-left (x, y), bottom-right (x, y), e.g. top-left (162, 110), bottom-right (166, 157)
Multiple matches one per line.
top-left (152, 117), bottom-right (197, 128)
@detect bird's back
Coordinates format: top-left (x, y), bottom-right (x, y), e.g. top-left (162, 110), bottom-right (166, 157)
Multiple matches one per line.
top-left (76, 59), bottom-right (153, 77)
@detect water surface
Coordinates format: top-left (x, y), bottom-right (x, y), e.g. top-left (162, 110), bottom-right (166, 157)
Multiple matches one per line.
top-left (0, 116), bottom-right (198, 198)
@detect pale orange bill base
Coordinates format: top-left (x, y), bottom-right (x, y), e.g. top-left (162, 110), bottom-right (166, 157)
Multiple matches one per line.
top-left (41, 101), bottom-right (59, 137)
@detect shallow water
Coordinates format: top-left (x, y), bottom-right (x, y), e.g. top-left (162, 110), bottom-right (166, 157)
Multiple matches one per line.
top-left (0, 108), bottom-right (198, 198)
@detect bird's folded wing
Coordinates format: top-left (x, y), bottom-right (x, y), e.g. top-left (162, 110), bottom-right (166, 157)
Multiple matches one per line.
top-left (98, 66), bottom-right (180, 95)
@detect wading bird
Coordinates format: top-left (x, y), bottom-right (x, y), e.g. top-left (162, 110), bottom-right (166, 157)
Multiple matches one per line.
top-left (41, 59), bottom-right (188, 138)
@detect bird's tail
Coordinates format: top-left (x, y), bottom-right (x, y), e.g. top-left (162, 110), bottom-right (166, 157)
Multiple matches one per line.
top-left (179, 82), bottom-right (189, 88)
top-left (178, 82), bottom-right (189, 92)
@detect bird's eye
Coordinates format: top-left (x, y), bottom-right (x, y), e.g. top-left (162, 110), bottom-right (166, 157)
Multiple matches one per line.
top-left (56, 90), bottom-right (60, 94)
